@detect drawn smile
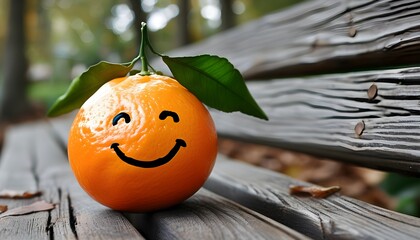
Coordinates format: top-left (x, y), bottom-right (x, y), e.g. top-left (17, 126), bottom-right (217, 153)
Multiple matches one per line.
top-left (110, 139), bottom-right (187, 168)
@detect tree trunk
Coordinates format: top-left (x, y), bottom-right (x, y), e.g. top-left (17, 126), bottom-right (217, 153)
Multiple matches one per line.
top-left (178, 0), bottom-right (192, 46)
top-left (128, 0), bottom-right (147, 48)
top-left (220, 0), bottom-right (234, 31)
top-left (0, 0), bottom-right (31, 122)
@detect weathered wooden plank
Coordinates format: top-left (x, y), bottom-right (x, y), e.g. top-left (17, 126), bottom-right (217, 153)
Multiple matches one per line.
top-left (205, 155), bottom-right (420, 239)
top-left (211, 67), bottom-right (420, 174)
top-left (0, 125), bottom-right (50, 240)
top-left (153, 0), bottom-right (420, 79)
top-left (0, 125), bottom-right (38, 191)
top-left (127, 189), bottom-right (309, 240)
top-left (0, 122), bottom-right (144, 240)
top-left (33, 122), bottom-right (145, 240)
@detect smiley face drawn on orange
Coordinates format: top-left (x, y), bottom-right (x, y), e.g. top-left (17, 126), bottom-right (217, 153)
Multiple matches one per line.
top-left (68, 74), bottom-right (218, 212)
top-left (110, 110), bottom-right (187, 168)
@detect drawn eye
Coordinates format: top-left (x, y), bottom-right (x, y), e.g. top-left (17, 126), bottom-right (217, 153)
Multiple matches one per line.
top-left (112, 112), bottom-right (131, 126)
top-left (159, 110), bottom-right (179, 123)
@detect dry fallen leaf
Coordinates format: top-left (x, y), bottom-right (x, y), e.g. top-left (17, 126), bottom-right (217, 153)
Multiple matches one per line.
top-left (289, 185), bottom-right (341, 198)
top-left (0, 200), bottom-right (55, 219)
top-left (0, 190), bottom-right (42, 199)
top-left (0, 205), bottom-right (7, 213)
top-left (219, 139), bottom-right (393, 209)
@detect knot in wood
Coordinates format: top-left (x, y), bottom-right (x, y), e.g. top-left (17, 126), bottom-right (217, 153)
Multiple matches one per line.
top-left (354, 121), bottom-right (365, 137)
top-left (367, 84), bottom-right (378, 100)
top-left (348, 27), bottom-right (357, 37)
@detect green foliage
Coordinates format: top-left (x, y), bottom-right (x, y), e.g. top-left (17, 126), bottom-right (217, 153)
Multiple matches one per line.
top-left (381, 173), bottom-right (420, 217)
top-left (395, 187), bottom-right (420, 217)
top-left (28, 81), bottom-right (70, 108)
top-left (163, 55), bottom-right (268, 120)
top-left (237, 0), bottom-right (305, 23)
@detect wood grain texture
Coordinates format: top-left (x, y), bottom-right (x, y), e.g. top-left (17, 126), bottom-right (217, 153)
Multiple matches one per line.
top-left (152, 0), bottom-right (420, 79)
top-left (211, 67), bottom-right (420, 174)
top-left (205, 156), bottom-right (420, 240)
top-left (35, 123), bottom-right (144, 240)
top-left (127, 189), bottom-right (308, 240)
top-left (0, 122), bottom-right (144, 240)
top-left (0, 125), bottom-right (50, 240)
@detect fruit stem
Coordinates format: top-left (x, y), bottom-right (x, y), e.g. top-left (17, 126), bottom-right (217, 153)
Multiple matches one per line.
top-left (139, 22), bottom-right (151, 75)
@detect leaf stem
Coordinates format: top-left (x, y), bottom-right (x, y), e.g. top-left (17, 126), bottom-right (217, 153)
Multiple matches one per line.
top-left (139, 22), bottom-right (151, 75)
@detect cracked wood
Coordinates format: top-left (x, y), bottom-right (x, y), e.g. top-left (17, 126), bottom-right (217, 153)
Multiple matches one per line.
top-left (126, 189), bottom-right (308, 240)
top-left (204, 156), bottom-right (420, 240)
top-left (0, 123), bottom-right (144, 240)
top-left (0, 125), bottom-right (49, 239)
top-left (211, 67), bottom-right (420, 175)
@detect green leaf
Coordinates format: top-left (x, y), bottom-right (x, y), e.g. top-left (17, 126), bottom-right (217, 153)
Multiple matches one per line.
top-left (47, 61), bottom-right (135, 117)
top-left (381, 173), bottom-right (420, 217)
top-left (380, 173), bottom-right (420, 196)
top-left (162, 55), bottom-right (268, 120)
top-left (395, 186), bottom-right (420, 217)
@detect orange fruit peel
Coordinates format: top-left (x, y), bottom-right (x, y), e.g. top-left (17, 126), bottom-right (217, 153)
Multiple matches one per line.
top-left (68, 75), bottom-right (217, 212)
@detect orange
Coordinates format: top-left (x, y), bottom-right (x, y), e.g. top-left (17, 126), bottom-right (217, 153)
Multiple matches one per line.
top-left (68, 74), bottom-right (217, 212)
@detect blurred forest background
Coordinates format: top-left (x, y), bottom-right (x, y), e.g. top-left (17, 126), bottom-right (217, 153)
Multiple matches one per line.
top-left (0, 0), bottom-right (302, 122)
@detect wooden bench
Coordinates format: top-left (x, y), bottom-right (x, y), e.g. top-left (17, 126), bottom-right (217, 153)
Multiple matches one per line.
top-left (2, 0), bottom-right (420, 239)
